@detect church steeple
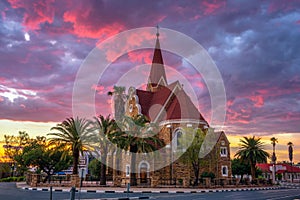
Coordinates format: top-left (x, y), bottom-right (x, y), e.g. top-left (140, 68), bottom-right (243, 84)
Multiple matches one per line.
top-left (147, 26), bottom-right (167, 92)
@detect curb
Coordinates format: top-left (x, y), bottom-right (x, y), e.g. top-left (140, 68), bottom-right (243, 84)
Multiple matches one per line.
top-left (20, 186), bottom-right (281, 193)
top-left (79, 198), bottom-right (150, 200)
top-left (92, 198), bottom-right (150, 200)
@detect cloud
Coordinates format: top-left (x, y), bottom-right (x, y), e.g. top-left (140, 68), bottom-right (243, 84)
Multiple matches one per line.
top-left (63, 10), bottom-right (124, 39)
top-left (7, 0), bottom-right (55, 30)
top-left (0, 0), bottom-right (299, 145)
top-left (201, 0), bottom-right (226, 16)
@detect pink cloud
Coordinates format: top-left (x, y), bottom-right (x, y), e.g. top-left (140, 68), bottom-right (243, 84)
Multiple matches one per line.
top-left (103, 30), bottom-right (156, 62)
top-left (201, 0), bottom-right (226, 16)
top-left (8, 0), bottom-right (55, 30)
top-left (128, 50), bottom-right (153, 64)
top-left (91, 84), bottom-right (105, 95)
top-left (0, 77), bottom-right (6, 84)
top-left (227, 99), bottom-right (234, 107)
top-left (249, 95), bottom-right (264, 108)
top-left (63, 10), bottom-right (124, 39)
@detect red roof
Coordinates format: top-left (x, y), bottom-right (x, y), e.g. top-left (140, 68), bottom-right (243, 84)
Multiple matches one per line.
top-left (257, 163), bottom-right (300, 174)
top-left (137, 33), bottom-right (207, 125)
top-left (136, 82), bottom-right (207, 123)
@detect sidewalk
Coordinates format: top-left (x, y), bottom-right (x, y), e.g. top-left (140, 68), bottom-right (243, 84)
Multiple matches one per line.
top-left (16, 182), bottom-right (282, 194)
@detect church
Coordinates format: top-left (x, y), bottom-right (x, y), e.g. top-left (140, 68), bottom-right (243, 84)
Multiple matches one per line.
top-left (110, 30), bottom-right (231, 187)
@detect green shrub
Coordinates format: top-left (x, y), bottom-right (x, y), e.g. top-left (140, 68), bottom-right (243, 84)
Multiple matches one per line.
top-left (178, 178), bottom-right (183, 185)
top-left (0, 176), bottom-right (25, 182)
top-left (201, 172), bottom-right (216, 180)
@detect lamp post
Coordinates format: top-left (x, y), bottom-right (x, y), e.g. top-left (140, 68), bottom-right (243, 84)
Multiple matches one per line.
top-left (11, 163), bottom-right (14, 177)
top-left (271, 153), bottom-right (277, 184)
top-left (78, 168), bottom-right (85, 200)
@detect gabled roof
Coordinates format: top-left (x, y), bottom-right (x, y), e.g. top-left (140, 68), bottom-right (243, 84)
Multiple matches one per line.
top-left (214, 131), bottom-right (230, 144)
top-left (134, 29), bottom-right (208, 125)
top-left (136, 81), bottom-right (207, 123)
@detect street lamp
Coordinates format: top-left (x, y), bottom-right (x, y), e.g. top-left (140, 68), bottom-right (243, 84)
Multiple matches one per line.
top-left (11, 163), bottom-right (14, 177)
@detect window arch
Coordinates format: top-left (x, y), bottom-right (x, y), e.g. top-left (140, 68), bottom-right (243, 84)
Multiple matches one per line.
top-left (173, 128), bottom-right (185, 151)
top-left (138, 161), bottom-right (150, 182)
top-left (221, 165), bottom-right (228, 177)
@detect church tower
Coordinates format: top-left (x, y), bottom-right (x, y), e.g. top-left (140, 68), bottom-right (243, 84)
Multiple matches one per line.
top-left (147, 27), bottom-right (167, 92)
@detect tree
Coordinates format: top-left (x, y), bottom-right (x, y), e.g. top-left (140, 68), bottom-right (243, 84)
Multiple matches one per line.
top-left (19, 137), bottom-right (72, 182)
top-left (287, 142), bottom-right (293, 163)
top-left (270, 137), bottom-right (278, 164)
top-left (235, 136), bottom-right (269, 180)
top-left (108, 86), bottom-right (126, 121)
top-left (48, 117), bottom-right (95, 175)
top-left (178, 128), bottom-right (205, 186)
top-left (92, 115), bottom-right (118, 185)
top-left (3, 131), bottom-right (31, 160)
top-left (3, 131), bottom-right (31, 176)
top-left (88, 159), bottom-right (101, 179)
top-left (0, 163), bottom-right (11, 178)
top-left (231, 158), bottom-right (251, 183)
top-left (287, 142), bottom-right (294, 182)
top-left (114, 115), bottom-right (164, 186)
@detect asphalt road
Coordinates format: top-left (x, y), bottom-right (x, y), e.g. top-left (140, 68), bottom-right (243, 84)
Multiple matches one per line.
top-left (0, 182), bottom-right (300, 200)
top-left (150, 189), bottom-right (300, 200)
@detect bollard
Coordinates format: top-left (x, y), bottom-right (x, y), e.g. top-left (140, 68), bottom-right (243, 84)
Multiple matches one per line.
top-left (70, 186), bottom-right (76, 200)
top-left (49, 186), bottom-right (52, 200)
top-left (126, 183), bottom-right (130, 197)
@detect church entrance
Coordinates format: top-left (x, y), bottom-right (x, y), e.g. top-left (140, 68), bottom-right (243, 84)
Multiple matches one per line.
top-left (139, 162), bottom-right (149, 184)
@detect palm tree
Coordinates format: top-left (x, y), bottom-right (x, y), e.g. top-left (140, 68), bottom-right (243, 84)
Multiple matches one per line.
top-left (287, 142), bottom-right (293, 163)
top-left (92, 115), bottom-right (118, 185)
top-left (115, 115), bottom-right (164, 186)
top-left (48, 117), bottom-right (94, 175)
top-left (270, 137), bottom-right (278, 164)
top-left (287, 142), bottom-right (293, 182)
top-left (108, 86), bottom-right (126, 121)
top-left (235, 136), bottom-right (269, 180)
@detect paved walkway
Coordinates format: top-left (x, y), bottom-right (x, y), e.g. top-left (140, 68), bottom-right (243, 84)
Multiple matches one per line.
top-left (16, 182), bottom-right (281, 194)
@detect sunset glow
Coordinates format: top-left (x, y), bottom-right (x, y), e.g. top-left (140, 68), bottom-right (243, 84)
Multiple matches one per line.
top-left (0, 0), bottom-right (299, 163)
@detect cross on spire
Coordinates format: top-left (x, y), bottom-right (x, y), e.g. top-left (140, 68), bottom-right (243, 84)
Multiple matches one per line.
top-left (156, 25), bottom-right (159, 38)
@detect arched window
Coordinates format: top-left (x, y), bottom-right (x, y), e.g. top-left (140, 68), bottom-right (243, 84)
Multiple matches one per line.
top-left (220, 147), bottom-right (227, 157)
top-left (222, 165), bottom-right (228, 176)
top-left (173, 128), bottom-right (185, 151)
top-left (138, 161), bottom-right (150, 183)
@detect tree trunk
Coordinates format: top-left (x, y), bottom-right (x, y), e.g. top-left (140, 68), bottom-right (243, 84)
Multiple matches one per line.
top-left (250, 161), bottom-right (256, 181)
top-left (116, 149), bottom-right (122, 175)
top-left (130, 145), bottom-right (137, 186)
top-left (193, 163), bottom-right (199, 186)
top-left (72, 149), bottom-right (79, 175)
top-left (100, 153), bottom-right (107, 185)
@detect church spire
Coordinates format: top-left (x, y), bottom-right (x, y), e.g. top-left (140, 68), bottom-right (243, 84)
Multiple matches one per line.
top-left (147, 26), bottom-right (167, 92)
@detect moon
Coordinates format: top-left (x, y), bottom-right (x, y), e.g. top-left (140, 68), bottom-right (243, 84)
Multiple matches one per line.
top-left (24, 32), bottom-right (30, 41)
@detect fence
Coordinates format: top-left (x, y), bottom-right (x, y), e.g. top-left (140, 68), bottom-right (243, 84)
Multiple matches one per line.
top-left (158, 177), bottom-right (272, 188)
top-left (26, 173), bottom-right (273, 188)
top-left (26, 173), bottom-right (72, 187)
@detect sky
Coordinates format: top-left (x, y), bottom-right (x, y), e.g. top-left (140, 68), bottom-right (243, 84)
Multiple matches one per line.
top-left (0, 0), bottom-right (299, 163)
